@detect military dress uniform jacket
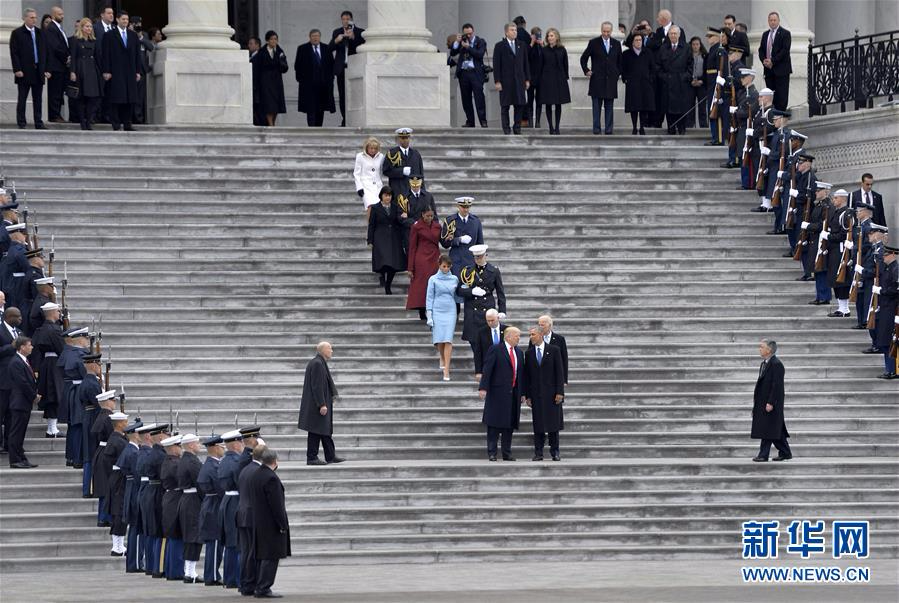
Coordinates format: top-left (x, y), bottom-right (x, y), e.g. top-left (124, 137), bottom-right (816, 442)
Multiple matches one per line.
top-left (874, 261), bottom-right (899, 350)
top-left (160, 453), bottom-right (183, 539)
top-left (89, 408), bottom-right (114, 495)
top-left (763, 127), bottom-right (793, 200)
top-left (806, 197), bottom-right (832, 274)
top-left (456, 263), bottom-right (507, 342)
top-left (131, 444), bottom-right (152, 530)
top-left (176, 451), bottom-right (204, 545)
top-left (57, 344), bottom-right (87, 425)
top-left (217, 450), bottom-right (242, 547)
top-left (197, 455), bottom-right (223, 542)
top-left (0, 241), bottom-right (27, 309)
top-left (99, 431), bottom-right (128, 515)
top-left (382, 146), bottom-right (424, 197)
top-left (30, 321), bottom-right (64, 415)
top-left (139, 443), bottom-right (166, 538)
top-left (825, 205), bottom-right (852, 288)
top-left (439, 212), bottom-right (483, 273)
top-left (106, 439), bottom-right (138, 532)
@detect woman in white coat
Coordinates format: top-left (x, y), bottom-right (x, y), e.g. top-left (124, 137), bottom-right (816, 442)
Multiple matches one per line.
top-left (354, 137), bottom-right (385, 222)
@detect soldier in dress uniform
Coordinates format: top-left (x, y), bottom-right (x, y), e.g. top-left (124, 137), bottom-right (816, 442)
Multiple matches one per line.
top-left (30, 302), bottom-right (64, 439)
top-left (0, 199), bottom-right (19, 257)
top-left (849, 201), bottom-right (875, 327)
top-left (762, 111), bottom-right (801, 236)
top-left (383, 128), bottom-right (424, 197)
top-left (175, 433), bottom-right (204, 583)
top-left (720, 45), bottom-right (747, 168)
top-left (217, 429), bottom-right (245, 589)
top-left (873, 244), bottom-right (898, 379)
top-left (749, 88), bottom-right (775, 205)
top-left (159, 433), bottom-right (185, 581)
top-left (77, 353), bottom-right (102, 496)
top-left (0, 223), bottom-right (28, 310)
top-left (823, 189), bottom-right (854, 318)
top-left (457, 245), bottom-right (507, 353)
top-left (27, 276), bottom-right (55, 334)
top-left (780, 133), bottom-right (808, 254)
top-left (129, 422), bottom-right (157, 574)
top-left (787, 152), bottom-right (816, 267)
top-left (860, 224), bottom-right (887, 352)
top-left (703, 28), bottom-right (727, 146)
top-left (107, 414), bottom-right (139, 558)
top-left (399, 174), bottom-right (438, 255)
top-left (90, 390), bottom-right (117, 526)
top-left (198, 434), bottom-right (225, 586)
top-left (440, 197), bottom-right (484, 277)
top-left (733, 68), bottom-right (758, 188)
top-left (138, 423), bottom-right (169, 578)
top-left (805, 181), bottom-right (834, 305)
top-left (58, 325), bottom-right (89, 468)
top-left (19, 248), bottom-right (45, 335)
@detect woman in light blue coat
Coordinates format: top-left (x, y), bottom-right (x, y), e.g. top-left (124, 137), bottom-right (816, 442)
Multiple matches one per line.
top-left (426, 255), bottom-right (462, 381)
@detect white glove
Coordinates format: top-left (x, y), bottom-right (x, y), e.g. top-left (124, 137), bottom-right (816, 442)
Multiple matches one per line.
top-left (777, 170), bottom-right (785, 178)
top-left (716, 76), bottom-right (725, 86)
top-left (402, 166), bottom-right (411, 176)
top-left (427, 319), bottom-right (433, 327)
top-left (745, 128), bottom-right (755, 137)
top-left (854, 264), bottom-right (864, 275)
top-left (471, 286), bottom-right (486, 297)
top-left (256, 437), bottom-right (266, 446)
top-left (895, 315), bottom-right (899, 325)
top-left (729, 106), bottom-right (737, 114)
top-left (819, 231), bottom-right (828, 242)
top-left (497, 312), bottom-right (507, 320)
top-left (760, 146), bottom-right (770, 156)
top-left (845, 240), bottom-right (854, 250)
top-left (872, 286), bottom-right (882, 295)
top-left (801, 221), bottom-right (810, 230)
top-left (729, 127), bottom-right (737, 133)
top-left (459, 234), bottom-right (472, 244)
top-left (789, 188), bottom-right (799, 198)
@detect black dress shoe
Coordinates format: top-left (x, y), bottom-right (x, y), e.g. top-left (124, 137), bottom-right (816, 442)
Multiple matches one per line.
top-left (152, 573), bottom-right (165, 579)
top-left (73, 463), bottom-right (83, 469)
top-left (480, 121), bottom-right (488, 128)
top-left (878, 373), bottom-right (897, 380)
top-left (772, 454), bottom-right (793, 461)
top-left (531, 455), bottom-right (544, 461)
top-left (796, 275), bottom-right (813, 281)
top-left (827, 311), bottom-right (849, 318)
top-left (502, 456), bottom-right (516, 462)
top-left (125, 568), bottom-right (143, 573)
top-left (765, 230), bottom-right (784, 235)
top-left (378, 274), bottom-right (385, 286)
top-left (751, 457), bottom-right (768, 462)
top-left (808, 299), bottom-right (827, 305)
top-left (255, 592), bottom-right (284, 599)
top-left (488, 455), bottom-right (497, 462)
top-left (750, 206), bottom-right (772, 213)
top-left (327, 457), bottom-right (346, 464)
top-left (552, 454), bottom-right (561, 461)
top-left (512, 127), bottom-right (521, 135)
top-left (861, 347), bottom-right (879, 354)
top-left (123, 124), bottom-right (135, 131)
top-left (9, 462), bottom-right (32, 468)
top-left (462, 122), bottom-right (475, 128)
top-left (17, 124), bottom-right (27, 129)
top-left (851, 324), bottom-right (866, 330)
top-left (98, 521), bottom-right (110, 527)
top-left (782, 251), bottom-right (794, 257)
top-left (631, 128), bottom-right (638, 135)
top-left (205, 580), bottom-right (224, 586)
top-left (110, 551), bottom-right (125, 557)
top-left (66, 460), bottom-right (74, 466)
top-left (35, 123), bottom-right (47, 130)
top-left (639, 127), bottom-right (646, 135)
top-left (502, 128), bottom-right (512, 135)
top-left (306, 459), bottom-right (327, 466)
top-left (183, 577), bottom-right (201, 584)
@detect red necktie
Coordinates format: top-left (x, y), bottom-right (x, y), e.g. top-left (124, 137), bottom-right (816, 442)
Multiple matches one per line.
top-left (509, 347), bottom-right (516, 387)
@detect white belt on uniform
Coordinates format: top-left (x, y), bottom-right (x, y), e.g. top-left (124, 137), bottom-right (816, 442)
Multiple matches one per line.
top-left (141, 477), bottom-right (150, 482)
top-left (224, 490), bottom-right (239, 496)
top-left (12, 272), bottom-right (24, 277)
top-left (99, 441), bottom-right (107, 447)
top-left (72, 380), bottom-right (82, 385)
top-left (112, 465), bottom-right (120, 471)
top-left (183, 488), bottom-right (198, 494)
top-left (44, 352), bottom-right (58, 358)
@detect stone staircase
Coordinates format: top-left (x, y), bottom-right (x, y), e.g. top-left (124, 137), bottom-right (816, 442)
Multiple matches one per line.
top-left (0, 126), bottom-right (896, 572)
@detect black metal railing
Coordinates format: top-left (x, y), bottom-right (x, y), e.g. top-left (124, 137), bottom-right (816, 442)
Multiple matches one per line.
top-left (808, 29), bottom-right (899, 116)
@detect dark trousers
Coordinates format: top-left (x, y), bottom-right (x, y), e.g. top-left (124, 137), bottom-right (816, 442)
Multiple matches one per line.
top-left (591, 97), bottom-right (614, 133)
top-left (307, 432), bottom-right (336, 462)
top-left (758, 437), bottom-right (792, 458)
top-left (666, 112), bottom-right (686, 134)
top-left (126, 524), bottom-right (142, 571)
top-left (486, 426), bottom-right (512, 458)
top-left (16, 80), bottom-right (44, 127)
top-left (256, 559), bottom-right (280, 595)
top-left (144, 535), bottom-right (160, 574)
top-left (686, 84), bottom-right (708, 128)
top-left (0, 389), bottom-right (9, 449)
top-left (67, 421), bottom-right (83, 464)
top-left (336, 70), bottom-right (347, 124)
top-left (858, 283), bottom-right (873, 328)
top-left (458, 70), bottom-right (486, 124)
top-left (305, 108), bottom-right (325, 127)
top-left (48, 70), bottom-right (66, 120)
top-left (164, 538), bottom-right (184, 579)
top-left (525, 85), bottom-right (541, 124)
top-left (133, 76), bottom-right (147, 124)
top-left (814, 271), bottom-right (831, 302)
top-left (252, 102), bottom-right (264, 126)
top-left (7, 409), bottom-right (30, 465)
top-left (184, 541), bottom-right (202, 561)
top-left (78, 96), bottom-right (100, 129)
top-left (833, 284), bottom-right (850, 301)
top-left (534, 431), bottom-right (560, 456)
top-left (223, 545), bottom-right (240, 586)
top-left (238, 526), bottom-right (257, 594)
top-left (499, 104), bottom-right (523, 133)
top-left (204, 539), bottom-right (223, 583)
top-left (109, 102), bottom-right (134, 129)
top-left (765, 73), bottom-right (790, 111)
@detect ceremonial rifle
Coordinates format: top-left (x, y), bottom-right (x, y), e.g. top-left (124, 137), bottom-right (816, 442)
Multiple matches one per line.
top-left (890, 303), bottom-right (899, 375)
top-left (814, 206), bottom-right (830, 273)
top-left (709, 53), bottom-right (725, 120)
top-left (119, 382), bottom-right (125, 413)
top-left (740, 104), bottom-right (754, 169)
top-left (866, 263), bottom-right (879, 330)
top-left (784, 160), bottom-right (799, 229)
top-left (755, 113), bottom-right (770, 192)
top-left (727, 78), bottom-right (738, 151)
top-left (48, 235), bottom-right (55, 278)
top-left (848, 222), bottom-right (865, 303)
top-left (792, 176), bottom-right (815, 262)
top-left (61, 261), bottom-right (70, 329)
top-left (835, 210), bottom-right (855, 284)
top-left (769, 130), bottom-right (787, 207)
top-left (104, 347), bottom-right (112, 390)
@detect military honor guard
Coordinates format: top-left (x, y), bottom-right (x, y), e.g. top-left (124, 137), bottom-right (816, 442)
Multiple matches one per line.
top-left (160, 433), bottom-right (185, 580)
top-left (456, 245), bottom-right (507, 353)
top-left (849, 202), bottom-right (875, 327)
top-left (383, 128), bottom-right (424, 197)
top-left (175, 433), bottom-right (204, 583)
top-left (217, 429), bottom-right (245, 588)
top-left (90, 390), bottom-right (117, 524)
top-left (478, 327), bottom-right (524, 461)
top-left (733, 68), bottom-right (758, 188)
top-left (761, 110), bottom-right (794, 234)
top-left (198, 434), bottom-right (225, 586)
top-left (106, 412), bottom-right (138, 557)
top-left (824, 189), bottom-right (854, 318)
top-left (859, 224), bottom-right (887, 350)
top-left (522, 327), bottom-right (565, 461)
top-left (806, 181), bottom-right (834, 305)
top-left (751, 339), bottom-right (792, 461)
top-left (30, 302), bottom-right (64, 438)
top-left (719, 46), bottom-right (748, 166)
top-left (1, 223), bottom-right (28, 310)
top-left (58, 325), bottom-right (89, 468)
top-left (749, 89), bottom-right (775, 207)
top-left (138, 423), bottom-right (169, 577)
top-left (77, 353), bottom-right (103, 495)
top-left (19, 248), bottom-right (46, 335)
top-left (129, 422), bottom-right (157, 573)
top-left (874, 244), bottom-right (898, 379)
top-left (440, 197), bottom-right (484, 276)
top-left (703, 28), bottom-right (727, 146)
top-left (27, 276), bottom-right (55, 334)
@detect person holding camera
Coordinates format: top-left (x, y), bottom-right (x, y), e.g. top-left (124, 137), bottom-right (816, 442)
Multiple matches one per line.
top-left (329, 10), bottom-right (365, 127)
top-left (449, 23), bottom-right (488, 128)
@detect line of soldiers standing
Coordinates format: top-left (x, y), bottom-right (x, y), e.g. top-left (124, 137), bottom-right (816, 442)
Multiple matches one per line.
top-left (706, 54), bottom-right (899, 379)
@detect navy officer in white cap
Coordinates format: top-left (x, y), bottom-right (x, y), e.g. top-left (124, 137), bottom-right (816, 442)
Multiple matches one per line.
top-left (383, 127), bottom-right (424, 197)
top-left (457, 244), bottom-right (507, 353)
top-left (440, 196), bottom-right (483, 276)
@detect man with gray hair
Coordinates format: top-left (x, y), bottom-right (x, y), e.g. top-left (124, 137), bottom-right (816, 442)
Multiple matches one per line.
top-left (473, 308), bottom-right (507, 381)
top-left (478, 327), bottom-right (524, 461)
top-left (9, 7), bottom-right (48, 129)
top-left (751, 339), bottom-right (792, 461)
top-left (298, 342), bottom-right (345, 465)
top-left (248, 446), bottom-right (290, 598)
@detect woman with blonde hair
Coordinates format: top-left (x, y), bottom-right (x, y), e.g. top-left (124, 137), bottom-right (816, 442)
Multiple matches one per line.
top-left (353, 136), bottom-right (385, 222)
top-left (69, 18), bottom-right (103, 130)
top-left (537, 28), bottom-right (570, 135)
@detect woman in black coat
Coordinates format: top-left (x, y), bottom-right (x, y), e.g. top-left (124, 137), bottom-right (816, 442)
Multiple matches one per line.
top-left (525, 28), bottom-right (543, 128)
top-left (536, 28), bottom-right (570, 135)
top-left (620, 33), bottom-right (654, 135)
top-left (253, 30), bottom-right (288, 126)
top-left (367, 186), bottom-right (407, 295)
top-left (69, 18), bottom-right (103, 130)
top-left (655, 26), bottom-right (692, 134)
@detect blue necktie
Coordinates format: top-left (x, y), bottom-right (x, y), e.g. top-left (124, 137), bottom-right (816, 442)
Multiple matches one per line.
top-left (30, 29), bottom-right (37, 63)
top-left (122, 29), bottom-right (127, 47)
top-left (492, 329), bottom-right (499, 345)
top-left (537, 347), bottom-right (542, 366)
top-left (604, 39), bottom-right (609, 53)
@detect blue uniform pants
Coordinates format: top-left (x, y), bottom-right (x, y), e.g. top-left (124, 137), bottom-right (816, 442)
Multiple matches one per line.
top-left (223, 546), bottom-right (240, 587)
top-left (126, 524), bottom-right (142, 571)
top-left (164, 538), bottom-right (184, 579)
top-left (814, 271), bottom-right (832, 302)
top-left (204, 539), bottom-right (223, 583)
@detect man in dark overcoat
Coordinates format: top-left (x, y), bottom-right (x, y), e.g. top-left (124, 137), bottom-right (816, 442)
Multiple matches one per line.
top-left (478, 327), bottom-right (524, 462)
top-left (751, 339), bottom-right (791, 461)
top-left (474, 309), bottom-right (507, 380)
top-left (456, 245), bottom-right (506, 352)
top-left (493, 23), bottom-right (530, 134)
top-left (294, 28), bottom-right (335, 127)
top-left (579, 22), bottom-right (621, 135)
top-left (522, 327), bottom-right (565, 461)
top-left (100, 11), bottom-right (141, 130)
top-left (298, 342), bottom-right (345, 465)
top-left (9, 8), bottom-right (48, 129)
top-left (249, 447), bottom-right (290, 598)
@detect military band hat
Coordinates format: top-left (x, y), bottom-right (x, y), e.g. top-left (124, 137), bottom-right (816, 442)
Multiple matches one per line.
top-left (109, 411), bottom-right (129, 421)
top-left (469, 244), bottom-right (488, 256)
top-left (759, 87), bottom-right (774, 96)
top-left (856, 201), bottom-right (874, 211)
top-left (34, 276), bottom-right (54, 286)
top-left (738, 68), bottom-right (756, 77)
top-left (395, 127), bottom-right (413, 136)
top-left (797, 152), bottom-right (815, 162)
top-left (833, 189), bottom-right (849, 197)
top-left (63, 326), bottom-right (89, 338)
top-left (454, 196), bottom-right (475, 206)
top-left (239, 425), bottom-right (261, 438)
top-left (25, 248), bottom-right (44, 258)
top-left (869, 223), bottom-right (888, 234)
top-left (180, 433), bottom-right (200, 445)
top-left (769, 109), bottom-right (791, 119)
top-left (790, 131), bottom-right (807, 140)
top-left (727, 44), bottom-right (746, 53)
top-left (96, 390), bottom-right (117, 402)
top-left (706, 27), bottom-right (721, 36)
top-left (5, 222), bottom-right (26, 233)
top-left (136, 423), bottom-right (158, 434)
top-left (82, 352), bottom-right (102, 363)
top-left (815, 181), bottom-right (832, 190)
top-left (222, 429), bottom-right (243, 442)
top-left (409, 174), bottom-right (423, 184)
top-left (203, 434), bottom-right (224, 446)
top-left (125, 420), bottom-right (143, 433)
top-left (0, 202), bottom-right (18, 211)
top-left (40, 302), bottom-right (60, 312)
top-left (161, 434), bottom-right (183, 447)
top-left (884, 245), bottom-right (899, 255)
top-left (149, 424), bottom-right (170, 435)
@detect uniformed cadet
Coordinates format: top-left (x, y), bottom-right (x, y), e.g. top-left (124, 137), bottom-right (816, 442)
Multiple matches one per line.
top-left (175, 433), bottom-right (204, 583)
top-left (786, 152), bottom-right (816, 264)
top-left (383, 128), bottom-right (424, 197)
top-left (217, 429), bottom-right (244, 589)
top-left (873, 244), bottom-right (898, 379)
top-left (160, 433), bottom-right (185, 581)
top-left (703, 27), bottom-right (727, 146)
top-left (733, 68), bottom-right (758, 188)
top-left (77, 353), bottom-right (102, 496)
top-left (90, 390), bottom-right (117, 526)
top-left (58, 325), bottom-right (89, 468)
top-left (859, 224), bottom-right (887, 350)
top-left (27, 276), bottom-right (55, 334)
top-left (399, 174), bottom-right (438, 255)
top-left (29, 302), bottom-right (64, 438)
top-left (804, 181), bottom-right (834, 305)
top-left (238, 425), bottom-right (262, 470)
top-left (130, 422), bottom-right (157, 573)
top-left (850, 202), bottom-right (875, 328)
top-left (0, 199), bottom-right (19, 258)
top-left (19, 248), bottom-right (45, 335)
top-left (457, 244), bottom-right (507, 353)
top-left (761, 109), bottom-right (793, 234)
top-left (749, 90), bottom-right (775, 209)
top-left (1, 223), bottom-right (28, 308)
top-left (823, 189), bottom-right (853, 318)
top-left (106, 414), bottom-right (139, 557)
top-left (138, 423), bottom-right (169, 578)
top-left (720, 45), bottom-right (747, 168)
top-left (440, 197), bottom-right (484, 276)
top-left (780, 132), bottom-right (808, 252)
top-left (198, 434), bottom-right (225, 586)
top-left (120, 419), bottom-right (144, 571)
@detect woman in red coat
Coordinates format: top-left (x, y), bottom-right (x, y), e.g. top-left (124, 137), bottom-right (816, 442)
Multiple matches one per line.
top-left (406, 207), bottom-right (441, 320)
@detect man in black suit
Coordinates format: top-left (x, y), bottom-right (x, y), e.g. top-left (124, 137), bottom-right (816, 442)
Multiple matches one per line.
top-left (851, 173), bottom-right (887, 227)
top-left (236, 445), bottom-right (263, 596)
top-left (449, 23), bottom-right (488, 128)
top-left (100, 10), bottom-right (141, 131)
top-left (9, 8), bottom-right (48, 129)
top-left (758, 11), bottom-right (792, 111)
top-left (93, 6), bottom-right (116, 124)
top-left (513, 16), bottom-right (530, 46)
top-left (579, 21), bottom-right (621, 135)
top-left (722, 14), bottom-right (750, 63)
top-left (0, 307), bottom-right (24, 454)
top-left (522, 328), bottom-right (565, 461)
top-left (329, 10), bottom-right (365, 127)
top-left (473, 309), bottom-right (507, 380)
top-left (493, 23), bottom-right (530, 135)
top-left (7, 335), bottom-right (39, 468)
top-left (478, 327), bottom-right (524, 461)
top-left (295, 29), bottom-right (336, 127)
top-left (537, 314), bottom-right (569, 385)
top-left (751, 339), bottom-right (792, 462)
top-left (249, 447), bottom-right (290, 598)
top-left (44, 6), bottom-right (69, 123)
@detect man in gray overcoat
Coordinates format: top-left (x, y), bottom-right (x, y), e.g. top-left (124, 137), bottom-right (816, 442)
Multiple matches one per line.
top-left (298, 342), bottom-right (345, 466)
